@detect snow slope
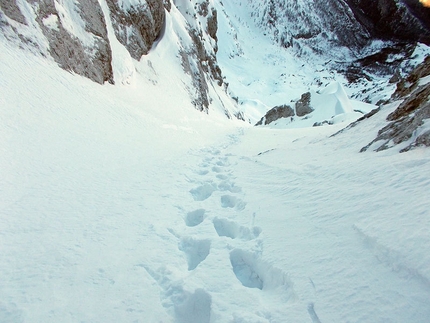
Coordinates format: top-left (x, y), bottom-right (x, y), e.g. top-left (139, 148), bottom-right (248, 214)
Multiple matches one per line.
top-left (2, 26), bottom-right (430, 323)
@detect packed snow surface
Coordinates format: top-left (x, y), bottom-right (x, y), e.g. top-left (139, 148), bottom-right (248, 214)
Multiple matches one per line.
top-left (2, 35), bottom-right (430, 322)
top-left (2, 0), bottom-right (430, 320)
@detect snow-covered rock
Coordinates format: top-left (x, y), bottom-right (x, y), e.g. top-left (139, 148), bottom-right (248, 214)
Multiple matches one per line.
top-left (0, 0), bottom-right (114, 84)
top-left (361, 56), bottom-right (430, 152)
top-left (105, 0), bottom-right (165, 60)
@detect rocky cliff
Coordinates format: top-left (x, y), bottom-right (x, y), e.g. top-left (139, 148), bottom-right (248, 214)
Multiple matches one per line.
top-left (0, 0), bottom-right (114, 84)
top-left (361, 56), bottom-right (430, 152)
top-left (249, 0), bottom-right (430, 59)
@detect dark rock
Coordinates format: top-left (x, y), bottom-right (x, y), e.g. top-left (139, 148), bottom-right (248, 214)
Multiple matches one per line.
top-left (361, 56), bottom-right (430, 152)
top-left (400, 129), bottom-right (430, 152)
top-left (341, 43), bottom-right (416, 84)
top-left (207, 8), bottom-right (218, 42)
top-left (295, 92), bottom-right (313, 117)
top-left (0, 0), bottom-right (27, 25)
top-left (344, 0), bottom-right (430, 45)
top-left (163, 0), bottom-right (171, 12)
top-left (106, 0), bottom-right (165, 60)
top-left (255, 105), bottom-right (295, 126)
top-left (391, 56), bottom-right (430, 100)
top-left (387, 85), bottom-right (430, 121)
top-left (31, 0), bottom-right (114, 84)
top-left (313, 120), bottom-right (333, 127)
top-left (196, 0), bottom-right (209, 17)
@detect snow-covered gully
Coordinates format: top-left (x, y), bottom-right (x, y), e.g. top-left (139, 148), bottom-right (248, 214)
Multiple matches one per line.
top-left (2, 0), bottom-right (430, 321)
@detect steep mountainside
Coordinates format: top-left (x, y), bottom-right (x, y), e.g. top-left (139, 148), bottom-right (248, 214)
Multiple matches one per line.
top-left (2, 1), bottom-right (430, 322)
top-left (0, 0), bottom-right (239, 117)
top-left (0, 0), bottom-right (429, 142)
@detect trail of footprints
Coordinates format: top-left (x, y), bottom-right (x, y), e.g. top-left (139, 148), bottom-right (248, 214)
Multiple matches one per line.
top-left (145, 147), bottom-right (294, 322)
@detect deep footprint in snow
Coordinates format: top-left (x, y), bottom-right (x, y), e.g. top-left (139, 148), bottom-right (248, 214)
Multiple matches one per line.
top-left (213, 217), bottom-right (261, 240)
top-left (196, 168), bottom-right (209, 175)
top-left (216, 174), bottom-right (229, 180)
top-left (221, 195), bottom-right (246, 210)
top-left (143, 267), bottom-right (212, 323)
top-left (190, 183), bottom-right (216, 201)
top-left (179, 237), bottom-right (211, 270)
top-left (185, 209), bottom-right (206, 227)
top-left (229, 249), bottom-right (294, 293)
top-left (174, 288), bottom-right (212, 323)
top-left (217, 180), bottom-right (242, 193)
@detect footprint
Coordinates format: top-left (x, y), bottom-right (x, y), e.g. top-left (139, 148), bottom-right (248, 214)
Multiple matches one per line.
top-left (218, 180), bottom-right (242, 193)
top-left (142, 266), bottom-right (212, 323)
top-left (213, 217), bottom-right (261, 240)
top-left (174, 288), bottom-right (212, 323)
top-left (216, 174), bottom-right (229, 180)
top-left (185, 209), bottom-right (206, 227)
top-left (215, 157), bottom-right (229, 167)
top-left (229, 249), bottom-right (294, 293)
top-left (196, 169), bottom-right (209, 176)
top-left (190, 183), bottom-right (217, 201)
top-left (221, 195), bottom-right (246, 210)
top-left (179, 237), bottom-right (211, 270)
top-left (212, 166), bottom-right (224, 173)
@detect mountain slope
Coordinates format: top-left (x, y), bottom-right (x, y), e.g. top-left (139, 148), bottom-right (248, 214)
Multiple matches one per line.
top-left (2, 40), bottom-right (430, 322)
top-left (1, 1), bottom-right (430, 322)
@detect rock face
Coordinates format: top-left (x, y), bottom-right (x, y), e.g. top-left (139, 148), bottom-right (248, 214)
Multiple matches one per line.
top-left (0, 0), bottom-right (26, 25)
top-left (106, 0), bottom-right (165, 60)
top-left (361, 56), bottom-right (430, 152)
top-left (249, 0), bottom-right (369, 57)
top-left (0, 0), bottom-right (114, 84)
top-left (249, 0), bottom-right (430, 59)
top-left (176, 0), bottom-right (224, 113)
top-left (295, 92), bottom-right (313, 117)
top-left (344, 0), bottom-right (430, 44)
top-left (255, 105), bottom-right (295, 126)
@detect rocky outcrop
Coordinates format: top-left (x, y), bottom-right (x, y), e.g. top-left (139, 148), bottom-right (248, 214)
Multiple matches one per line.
top-left (344, 0), bottom-right (430, 45)
top-left (0, 0), bottom-right (114, 84)
top-left (0, 0), bottom-right (27, 25)
top-left (249, 0), bottom-right (430, 60)
top-left (249, 0), bottom-right (371, 57)
top-left (295, 92), bottom-right (313, 117)
top-left (106, 0), bottom-right (165, 60)
top-left (176, 0), bottom-right (225, 113)
top-left (361, 56), bottom-right (430, 152)
top-left (255, 105), bottom-right (295, 126)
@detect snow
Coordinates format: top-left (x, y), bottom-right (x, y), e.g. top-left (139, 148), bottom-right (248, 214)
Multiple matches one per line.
top-left (2, 1), bottom-right (430, 323)
top-left (42, 14), bottom-right (59, 31)
top-left (54, 0), bottom-right (95, 47)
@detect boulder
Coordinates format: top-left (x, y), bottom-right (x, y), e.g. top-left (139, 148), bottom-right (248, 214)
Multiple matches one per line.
top-left (295, 92), bottom-right (313, 117)
top-left (255, 105), bottom-right (295, 126)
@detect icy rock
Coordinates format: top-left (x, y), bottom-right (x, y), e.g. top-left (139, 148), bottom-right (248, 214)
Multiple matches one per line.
top-left (255, 104), bottom-right (295, 126)
top-left (106, 0), bottom-right (165, 60)
top-left (295, 92), bottom-right (313, 117)
top-left (361, 56), bottom-right (430, 152)
top-left (0, 0), bottom-right (27, 25)
top-left (0, 0), bottom-right (114, 84)
top-left (344, 0), bottom-right (430, 44)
